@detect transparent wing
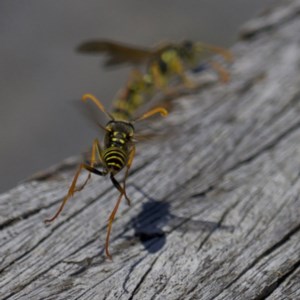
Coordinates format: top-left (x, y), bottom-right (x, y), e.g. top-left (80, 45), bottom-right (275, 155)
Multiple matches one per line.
top-left (77, 39), bottom-right (154, 67)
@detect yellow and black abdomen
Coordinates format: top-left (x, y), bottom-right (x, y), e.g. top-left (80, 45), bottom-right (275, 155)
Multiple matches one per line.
top-left (103, 147), bottom-right (127, 173)
top-left (103, 122), bottom-right (134, 173)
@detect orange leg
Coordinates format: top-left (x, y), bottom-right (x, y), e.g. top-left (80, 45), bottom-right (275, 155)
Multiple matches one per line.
top-left (209, 61), bottom-right (230, 83)
top-left (74, 139), bottom-right (103, 192)
top-left (44, 139), bottom-right (103, 223)
top-left (105, 146), bottom-right (136, 259)
top-left (45, 164), bottom-right (85, 223)
top-left (110, 174), bottom-right (131, 206)
top-left (196, 43), bottom-right (233, 62)
top-left (207, 45), bottom-right (233, 62)
top-left (122, 146), bottom-right (136, 205)
top-left (150, 63), bottom-right (166, 89)
top-left (181, 74), bottom-right (199, 89)
top-left (105, 192), bottom-right (124, 259)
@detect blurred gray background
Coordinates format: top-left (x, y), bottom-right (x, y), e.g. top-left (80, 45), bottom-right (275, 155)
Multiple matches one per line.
top-left (0, 0), bottom-right (279, 192)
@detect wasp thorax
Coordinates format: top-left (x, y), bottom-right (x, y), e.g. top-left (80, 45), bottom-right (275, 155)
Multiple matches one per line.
top-left (104, 121), bottom-right (134, 149)
top-left (179, 40), bottom-right (194, 59)
top-left (106, 121), bottom-right (134, 136)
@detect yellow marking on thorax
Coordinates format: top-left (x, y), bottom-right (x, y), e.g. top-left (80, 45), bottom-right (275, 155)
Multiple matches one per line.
top-left (162, 50), bottom-right (183, 74)
top-left (112, 137), bottom-right (125, 144)
top-left (161, 50), bottom-right (178, 63)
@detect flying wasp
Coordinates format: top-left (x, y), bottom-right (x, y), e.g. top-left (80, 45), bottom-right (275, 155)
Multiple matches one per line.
top-left (77, 39), bottom-right (233, 89)
top-left (45, 93), bottom-right (168, 259)
top-left (111, 69), bottom-right (154, 122)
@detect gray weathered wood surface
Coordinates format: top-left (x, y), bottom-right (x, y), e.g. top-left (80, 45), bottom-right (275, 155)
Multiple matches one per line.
top-left (1, 1), bottom-right (300, 299)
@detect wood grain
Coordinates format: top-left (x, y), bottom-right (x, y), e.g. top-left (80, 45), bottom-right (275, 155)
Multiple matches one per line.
top-left (1, 1), bottom-right (300, 299)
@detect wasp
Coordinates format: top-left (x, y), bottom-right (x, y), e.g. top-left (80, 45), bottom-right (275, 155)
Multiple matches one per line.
top-left (111, 69), bottom-right (154, 122)
top-left (77, 39), bottom-right (233, 89)
top-left (45, 93), bottom-right (168, 259)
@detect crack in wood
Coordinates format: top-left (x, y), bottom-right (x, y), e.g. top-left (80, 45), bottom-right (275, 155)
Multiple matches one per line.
top-left (72, 263), bottom-right (130, 300)
top-left (253, 261), bottom-right (300, 300)
top-left (149, 252), bottom-right (178, 300)
top-left (185, 110), bottom-right (300, 206)
top-left (226, 117), bottom-right (300, 177)
top-left (175, 95), bottom-right (300, 201)
top-left (196, 198), bottom-right (239, 253)
top-left (122, 254), bottom-right (148, 294)
top-left (215, 223), bottom-right (300, 299)
top-left (1, 252), bottom-right (63, 300)
top-left (0, 206), bottom-right (44, 230)
top-left (128, 255), bottom-right (160, 300)
top-left (0, 185), bottom-right (116, 294)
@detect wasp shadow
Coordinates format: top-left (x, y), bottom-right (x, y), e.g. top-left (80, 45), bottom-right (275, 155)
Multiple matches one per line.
top-left (128, 185), bottom-right (234, 255)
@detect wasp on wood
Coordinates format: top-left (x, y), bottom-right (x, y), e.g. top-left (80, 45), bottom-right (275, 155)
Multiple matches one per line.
top-left (45, 93), bottom-right (168, 259)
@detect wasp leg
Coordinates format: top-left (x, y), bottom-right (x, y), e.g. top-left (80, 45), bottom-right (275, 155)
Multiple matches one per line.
top-left (82, 164), bottom-right (107, 176)
top-left (209, 61), bottom-right (230, 83)
top-left (104, 146), bottom-right (137, 259)
top-left (83, 164), bottom-right (130, 203)
top-left (150, 63), bottom-right (166, 89)
top-left (171, 58), bottom-right (194, 88)
top-left (196, 43), bottom-right (233, 62)
top-left (207, 45), bottom-right (233, 62)
top-left (74, 139), bottom-right (104, 193)
top-left (44, 163), bottom-right (103, 223)
top-left (105, 192), bottom-right (124, 260)
top-left (181, 75), bottom-right (199, 89)
top-left (110, 174), bottom-right (131, 205)
top-left (44, 140), bottom-right (104, 223)
top-left (122, 146), bottom-right (136, 206)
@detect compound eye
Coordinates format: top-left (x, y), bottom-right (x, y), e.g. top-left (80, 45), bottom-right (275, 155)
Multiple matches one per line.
top-left (128, 127), bottom-right (134, 137)
top-left (105, 124), bottom-right (113, 132)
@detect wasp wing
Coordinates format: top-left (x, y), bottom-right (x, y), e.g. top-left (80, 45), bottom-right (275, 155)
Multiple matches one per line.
top-left (77, 39), bottom-right (155, 67)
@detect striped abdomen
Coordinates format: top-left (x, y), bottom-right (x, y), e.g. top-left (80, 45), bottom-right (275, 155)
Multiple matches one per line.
top-left (103, 148), bottom-right (127, 173)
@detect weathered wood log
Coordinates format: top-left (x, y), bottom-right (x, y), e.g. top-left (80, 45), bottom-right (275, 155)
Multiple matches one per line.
top-left (1, 1), bottom-right (300, 299)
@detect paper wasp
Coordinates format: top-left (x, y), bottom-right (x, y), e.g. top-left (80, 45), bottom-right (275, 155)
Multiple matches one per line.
top-left (111, 69), bottom-right (154, 122)
top-left (45, 94), bottom-right (168, 259)
top-left (77, 39), bottom-right (233, 89)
